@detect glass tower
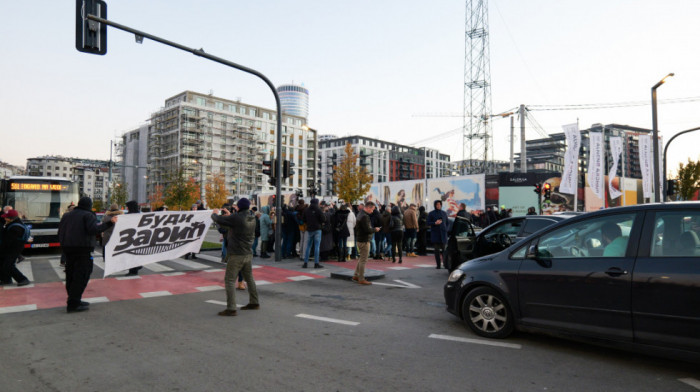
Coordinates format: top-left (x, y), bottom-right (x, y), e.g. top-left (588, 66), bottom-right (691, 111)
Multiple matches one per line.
top-left (277, 84), bottom-right (309, 119)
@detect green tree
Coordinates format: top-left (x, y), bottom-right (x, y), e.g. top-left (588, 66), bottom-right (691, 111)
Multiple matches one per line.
top-left (677, 158), bottom-right (700, 200)
top-left (92, 199), bottom-right (105, 212)
top-left (164, 166), bottom-right (200, 210)
top-left (205, 171), bottom-right (228, 209)
top-left (333, 142), bottom-right (373, 203)
top-left (110, 179), bottom-right (129, 207)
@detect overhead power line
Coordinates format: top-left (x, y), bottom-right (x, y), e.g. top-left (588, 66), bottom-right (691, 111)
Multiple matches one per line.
top-left (529, 96), bottom-right (700, 111)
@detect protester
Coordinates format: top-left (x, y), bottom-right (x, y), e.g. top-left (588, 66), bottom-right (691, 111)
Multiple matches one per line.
top-left (296, 199), bottom-right (307, 260)
top-left (389, 205), bottom-right (404, 264)
top-left (333, 204), bottom-right (351, 262)
top-left (282, 205), bottom-right (297, 258)
top-left (403, 203), bottom-right (418, 257)
top-left (251, 206), bottom-right (260, 256)
top-left (302, 198), bottom-right (325, 268)
top-left (416, 206), bottom-right (428, 256)
top-left (380, 205), bottom-right (392, 260)
top-left (427, 200), bottom-right (449, 269)
top-left (100, 204), bottom-right (123, 257)
top-left (319, 202), bottom-right (335, 260)
top-left (259, 206), bottom-right (272, 258)
top-left (124, 201), bottom-right (144, 276)
top-left (526, 206), bottom-right (537, 215)
top-left (353, 202), bottom-right (379, 285)
top-left (0, 209), bottom-right (31, 286)
top-left (210, 198), bottom-right (259, 317)
top-left (346, 204), bottom-right (357, 261)
top-left (58, 196), bottom-right (117, 313)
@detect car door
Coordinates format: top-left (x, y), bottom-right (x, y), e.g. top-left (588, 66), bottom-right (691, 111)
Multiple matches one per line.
top-left (632, 209), bottom-right (700, 352)
top-left (517, 212), bottom-right (642, 340)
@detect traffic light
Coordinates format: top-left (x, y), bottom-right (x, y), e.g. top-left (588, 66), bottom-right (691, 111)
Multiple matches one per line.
top-left (75, 0), bottom-right (108, 55)
top-left (282, 160), bottom-right (295, 179)
top-left (262, 159), bottom-right (277, 185)
top-left (667, 179), bottom-right (678, 196)
top-left (543, 182), bottom-right (552, 200)
top-left (534, 183), bottom-right (542, 195)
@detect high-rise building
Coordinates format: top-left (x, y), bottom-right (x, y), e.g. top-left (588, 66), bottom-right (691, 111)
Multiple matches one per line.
top-left (277, 84), bottom-right (309, 119)
top-left (126, 91), bottom-right (317, 202)
top-left (25, 156), bottom-right (111, 204)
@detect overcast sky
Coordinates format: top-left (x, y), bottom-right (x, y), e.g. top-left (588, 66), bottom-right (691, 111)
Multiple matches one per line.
top-left (2, 0), bottom-right (699, 176)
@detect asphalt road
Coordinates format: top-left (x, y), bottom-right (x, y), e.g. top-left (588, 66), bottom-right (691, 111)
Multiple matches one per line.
top-left (1, 250), bottom-right (698, 392)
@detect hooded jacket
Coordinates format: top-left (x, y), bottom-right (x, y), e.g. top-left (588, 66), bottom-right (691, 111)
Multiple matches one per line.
top-left (403, 206), bottom-right (418, 229)
top-left (59, 196), bottom-right (113, 249)
top-left (426, 200), bottom-right (448, 244)
top-left (389, 206), bottom-right (404, 232)
top-left (211, 208), bottom-right (256, 256)
top-left (303, 199), bottom-right (325, 232)
top-left (260, 206), bottom-right (272, 239)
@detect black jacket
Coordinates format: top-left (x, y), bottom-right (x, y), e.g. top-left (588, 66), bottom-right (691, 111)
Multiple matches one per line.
top-left (389, 206), bottom-right (404, 232)
top-left (1, 218), bottom-right (26, 259)
top-left (59, 207), bottom-right (113, 249)
top-left (355, 211), bottom-right (374, 243)
top-left (333, 209), bottom-right (351, 238)
top-left (211, 209), bottom-right (256, 256)
top-left (303, 203), bottom-right (326, 232)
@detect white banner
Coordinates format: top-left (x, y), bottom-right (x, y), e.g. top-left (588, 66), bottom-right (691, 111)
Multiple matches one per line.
top-left (587, 132), bottom-right (605, 199)
top-left (608, 137), bottom-right (623, 200)
top-left (657, 136), bottom-right (664, 197)
top-left (639, 135), bottom-right (653, 198)
top-left (559, 123), bottom-right (581, 195)
top-left (103, 211), bottom-right (213, 277)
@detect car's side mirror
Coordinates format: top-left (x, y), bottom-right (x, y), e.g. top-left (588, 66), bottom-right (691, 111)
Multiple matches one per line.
top-left (526, 243), bottom-right (552, 268)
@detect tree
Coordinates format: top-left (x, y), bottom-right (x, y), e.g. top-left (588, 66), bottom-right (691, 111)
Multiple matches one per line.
top-left (333, 142), bottom-right (374, 203)
top-left (92, 199), bottom-right (105, 212)
top-left (164, 166), bottom-right (200, 210)
top-left (205, 171), bottom-right (228, 209)
top-left (149, 184), bottom-right (165, 210)
top-left (110, 179), bottom-right (129, 207)
top-left (677, 158), bottom-right (700, 200)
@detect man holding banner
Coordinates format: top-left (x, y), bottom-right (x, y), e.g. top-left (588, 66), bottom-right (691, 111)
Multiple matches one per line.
top-left (211, 198), bottom-right (260, 317)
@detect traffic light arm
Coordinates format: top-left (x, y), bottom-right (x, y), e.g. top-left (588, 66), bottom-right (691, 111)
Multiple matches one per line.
top-left (80, 8), bottom-right (284, 260)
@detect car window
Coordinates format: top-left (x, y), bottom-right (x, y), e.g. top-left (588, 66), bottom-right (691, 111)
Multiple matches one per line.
top-left (536, 213), bottom-right (637, 259)
top-left (521, 218), bottom-right (556, 236)
top-left (489, 219), bottom-right (523, 236)
top-left (650, 211), bottom-right (700, 257)
top-left (510, 241), bottom-right (529, 259)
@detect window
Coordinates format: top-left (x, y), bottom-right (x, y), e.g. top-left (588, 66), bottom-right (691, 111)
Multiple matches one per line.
top-left (536, 213), bottom-right (637, 258)
top-left (650, 211), bottom-right (700, 257)
top-left (522, 218), bottom-right (556, 236)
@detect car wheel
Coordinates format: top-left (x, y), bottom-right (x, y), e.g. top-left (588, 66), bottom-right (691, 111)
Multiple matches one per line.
top-left (461, 286), bottom-right (514, 338)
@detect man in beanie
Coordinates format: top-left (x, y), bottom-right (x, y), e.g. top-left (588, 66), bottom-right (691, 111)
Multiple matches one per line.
top-left (58, 196), bottom-right (118, 313)
top-left (0, 209), bottom-right (31, 286)
top-left (302, 198), bottom-right (326, 268)
top-left (211, 198), bottom-right (259, 316)
top-left (124, 201), bottom-right (143, 276)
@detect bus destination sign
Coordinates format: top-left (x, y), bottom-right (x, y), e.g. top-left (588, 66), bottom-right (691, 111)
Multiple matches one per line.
top-left (10, 183), bottom-right (69, 191)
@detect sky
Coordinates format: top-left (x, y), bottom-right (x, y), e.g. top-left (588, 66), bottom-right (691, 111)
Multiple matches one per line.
top-left (2, 0), bottom-right (700, 176)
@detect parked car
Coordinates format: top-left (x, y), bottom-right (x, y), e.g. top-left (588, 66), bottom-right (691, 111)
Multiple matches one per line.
top-left (444, 202), bottom-right (700, 360)
top-left (443, 214), bottom-right (574, 271)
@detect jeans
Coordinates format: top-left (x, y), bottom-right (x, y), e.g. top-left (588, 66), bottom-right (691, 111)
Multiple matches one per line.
top-left (384, 233), bottom-right (393, 257)
top-left (337, 236), bottom-right (347, 259)
top-left (373, 232), bottom-right (384, 257)
top-left (282, 229), bottom-right (294, 257)
top-left (252, 236), bottom-right (259, 255)
top-left (304, 229), bottom-right (322, 264)
top-left (404, 229), bottom-right (417, 253)
top-left (434, 242), bottom-right (445, 267)
top-left (299, 231), bottom-right (307, 259)
top-left (391, 231), bottom-right (404, 261)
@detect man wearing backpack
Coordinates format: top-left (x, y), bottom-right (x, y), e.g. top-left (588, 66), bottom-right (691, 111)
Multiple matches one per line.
top-left (0, 209), bottom-right (31, 286)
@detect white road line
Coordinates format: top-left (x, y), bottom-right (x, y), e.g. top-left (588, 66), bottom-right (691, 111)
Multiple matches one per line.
top-left (256, 280), bottom-right (272, 286)
top-left (205, 300), bottom-right (243, 308)
top-left (415, 264), bottom-right (434, 268)
top-left (393, 279), bottom-right (421, 288)
top-left (295, 314), bottom-right (360, 326)
top-left (287, 276), bottom-right (316, 281)
top-left (196, 285), bottom-right (224, 292)
top-left (115, 276), bottom-right (141, 280)
top-left (203, 268), bottom-right (224, 273)
top-left (387, 266), bottom-right (411, 270)
top-left (428, 334), bottom-right (522, 349)
top-left (679, 378), bottom-right (700, 390)
top-left (162, 272), bottom-right (186, 277)
top-left (252, 265), bottom-right (262, 269)
top-left (16, 261), bottom-right (34, 281)
top-left (83, 296), bottom-right (109, 303)
top-left (93, 259), bottom-right (106, 271)
top-left (48, 258), bottom-right (66, 280)
top-left (141, 263), bottom-right (174, 272)
top-left (140, 291), bottom-right (172, 298)
top-left (372, 280), bottom-right (421, 289)
top-left (171, 258), bottom-right (210, 270)
top-left (0, 304), bottom-right (37, 314)
top-left (193, 254), bottom-right (222, 263)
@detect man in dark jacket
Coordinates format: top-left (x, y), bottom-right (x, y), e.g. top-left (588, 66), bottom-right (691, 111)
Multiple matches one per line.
top-left (353, 202), bottom-right (379, 285)
top-left (125, 200), bottom-right (143, 276)
top-left (59, 196), bottom-right (117, 312)
top-left (211, 198), bottom-right (259, 317)
top-left (427, 200), bottom-right (449, 269)
top-left (0, 209), bottom-right (31, 286)
top-left (302, 198), bottom-right (326, 268)
top-left (416, 206), bottom-right (428, 255)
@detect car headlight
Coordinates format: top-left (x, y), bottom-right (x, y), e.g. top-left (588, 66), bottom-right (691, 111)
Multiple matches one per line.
top-left (447, 269), bottom-right (464, 283)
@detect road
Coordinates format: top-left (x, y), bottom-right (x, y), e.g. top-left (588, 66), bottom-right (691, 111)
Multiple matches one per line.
top-left (1, 249), bottom-right (698, 391)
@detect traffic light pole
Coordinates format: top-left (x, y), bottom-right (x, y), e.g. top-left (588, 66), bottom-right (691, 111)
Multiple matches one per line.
top-left (84, 12), bottom-right (284, 260)
top-left (663, 126), bottom-right (700, 200)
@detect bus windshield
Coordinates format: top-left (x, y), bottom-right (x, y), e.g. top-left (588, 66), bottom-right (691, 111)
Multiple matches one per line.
top-left (6, 191), bottom-right (76, 224)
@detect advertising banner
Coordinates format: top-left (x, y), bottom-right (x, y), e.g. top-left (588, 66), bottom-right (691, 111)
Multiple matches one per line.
top-left (427, 174), bottom-right (485, 217)
top-left (560, 123), bottom-right (581, 195)
top-left (104, 211), bottom-right (213, 277)
top-left (639, 135), bottom-right (652, 198)
top-left (367, 179), bottom-right (425, 210)
top-left (608, 136), bottom-right (623, 200)
top-left (498, 172), bottom-right (539, 216)
top-left (258, 192), bottom-right (297, 208)
top-left (588, 132), bottom-right (605, 200)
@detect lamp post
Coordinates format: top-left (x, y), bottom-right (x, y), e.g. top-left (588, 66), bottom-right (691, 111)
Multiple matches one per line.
top-left (663, 126), bottom-right (700, 199)
top-left (651, 73), bottom-right (674, 203)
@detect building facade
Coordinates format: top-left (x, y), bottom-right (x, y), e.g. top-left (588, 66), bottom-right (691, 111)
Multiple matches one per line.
top-left (0, 161), bottom-right (25, 179)
top-left (318, 136), bottom-right (451, 196)
top-left (25, 156), bottom-right (111, 204)
top-left (277, 84), bottom-right (310, 119)
top-left (128, 91), bottom-right (317, 203)
top-left (121, 124), bottom-right (150, 204)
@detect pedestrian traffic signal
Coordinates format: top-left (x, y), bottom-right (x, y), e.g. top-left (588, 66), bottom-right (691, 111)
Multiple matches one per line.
top-left (534, 183), bottom-right (542, 195)
top-left (667, 179), bottom-right (678, 196)
top-left (262, 159), bottom-right (277, 185)
top-left (75, 0), bottom-right (108, 55)
top-left (282, 160), bottom-right (295, 179)
top-left (543, 182), bottom-right (552, 199)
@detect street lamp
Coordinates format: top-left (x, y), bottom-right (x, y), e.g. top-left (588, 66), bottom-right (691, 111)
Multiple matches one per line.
top-left (663, 126), bottom-right (700, 199)
top-left (651, 72), bottom-right (674, 203)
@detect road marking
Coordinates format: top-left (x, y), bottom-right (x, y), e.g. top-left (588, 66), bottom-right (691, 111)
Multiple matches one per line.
top-left (48, 258), bottom-right (66, 280)
top-left (16, 261), bottom-right (34, 281)
top-left (204, 268), bottom-right (224, 273)
top-left (116, 275), bottom-right (142, 280)
top-left (141, 262), bottom-right (174, 272)
top-left (0, 304), bottom-right (37, 314)
top-left (679, 378), bottom-right (700, 390)
top-left (194, 254), bottom-right (222, 263)
top-left (372, 279), bottom-right (421, 289)
top-left (93, 259), bottom-right (106, 271)
top-left (172, 258), bottom-right (210, 270)
top-left (196, 285), bottom-right (223, 292)
top-left (287, 276), bottom-right (316, 281)
top-left (162, 272), bottom-right (186, 277)
top-left (139, 291), bottom-right (172, 298)
top-left (387, 266), bottom-right (411, 270)
top-left (83, 296), bottom-right (109, 303)
top-left (205, 300), bottom-right (243, 308)
top-left (415, 264), bottom-right (434, 268)
top-left (295, 314), bottom-right (360, 326)
top-left (428, 334), bottom-right (522, 349)
top-left (256, 280), bottom-right (272, 285)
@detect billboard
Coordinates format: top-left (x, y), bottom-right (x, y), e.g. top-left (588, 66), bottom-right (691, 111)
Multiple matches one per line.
top-left (498, 173), bottom-right (539, 216)
top-left (367, 179), bottom-right (425, 210)
top-left (427, 174), bottom-right (485, 217)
